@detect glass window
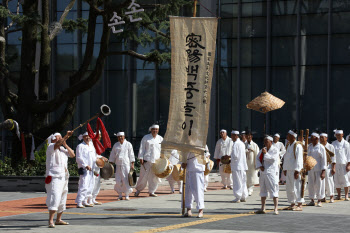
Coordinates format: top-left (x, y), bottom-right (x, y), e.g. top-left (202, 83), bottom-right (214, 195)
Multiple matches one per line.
top-left (56, 44), bottom-right (78, 71)
top-left (57, 0), bottom-right (77, 11)
top-left (270, 66), bottom-right (297, 135)
top-left (241, 38), bottom-right (266, 67)
top-left (7, 31), bottom-right (22, 45)
top-left (242, 2), bottom-right (267, 17)
top-left (241, 17), bottom-right (267, 38)
top-left (221, 18), bottom-right (238, 39)
top-left (221, 39), bottom-right (238, 68)
top-left (299, 66), bottom-right (327, 130)
top-left (331, 34), bottom-right (350, 65)
top-left (7, 45), bottom-right (21, 72)
top-left (271, 37), bottom-right (296, 66)
top-left (272, 1), bottom-right (298, 15)
top-left (219, 68), bottom-right (236, 130)
top-left (332, 12), bottom-right (350, 34)
top-left (272, 15), bottom-right (297, 36)
top-left (301, 35), bottom-right (328, 66)
top-left (221, 4), bottom-right (238, 18)
top-left (332, 0), bottom-right (350, 12)
top-left (300, 0), bottom-right (329, 14)
top-left (301, 13), bottom-right (328, 35)
top-left (159, 69), bottom-right (171, 136)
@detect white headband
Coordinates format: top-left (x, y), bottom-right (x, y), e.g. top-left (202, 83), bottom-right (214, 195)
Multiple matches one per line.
top-left (311, 132), bottom-right (320, 138)
top-left (320, 133), bottom-right (328, 137)
top-left (220, 129), bottom-right (227, 133)
top-left (149, 124), bottom-right (160, 131)
top-left (265, 136), bottom-right (273, 141)
top-left (335, 130), bottom-right (343, 135)
top-left (231, 130), bottom-right (239, 135)
top-left (241, 131), bottom-right (246, 134)
top-left (114, 132), bottom-right (125, 137)
top-left (78, 132), bottom-right (88, 141)
top-left (274, 133), bottom-right (280, 138)
top-left (288, 130), bottom-right (297, 138)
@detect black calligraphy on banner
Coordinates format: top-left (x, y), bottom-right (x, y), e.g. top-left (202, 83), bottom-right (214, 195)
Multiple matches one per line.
top-left (182, 33), bottom-right (206, 136)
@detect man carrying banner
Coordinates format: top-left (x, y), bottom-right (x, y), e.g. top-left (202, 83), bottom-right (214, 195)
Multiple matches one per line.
top-left (283, 130), bottom-right (304, 211)
top-left (214, 129), bottom-right (233, 189)
top-left (332, 129), bottom-right (350, 201)
top-left (45, 131), bottom-right (74, 228)
top-left (135, 124), bottom-right (163, 197)
top-left (245, 131), bottom-right (259, 196)
top-left (230, 130), bottom-right (248, 203)
top-left (320, 132), bottom-right (336, 203)
top-left (256, 136), bottom-right (280, 215)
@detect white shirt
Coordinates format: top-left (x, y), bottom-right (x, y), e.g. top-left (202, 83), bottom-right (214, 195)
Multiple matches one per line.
top-left (109, 140), bottom-right (135, 165)
top-left (76, 141), bottom-right (96, 169)
top-left (307, 143), bottom-right (327, 171)
top-left (138, 134), bottom-right (163, 163)
top-left (230, 138), bottom-right (248, 171)
top-left (245, 140), bottom-right (259, 157)
top-left (272, 141), bottom-right (286, 159)
top-left (214, 137), bottom-right (232, 159)
top-left (332, 139), bottom-right (350, 165)
top-left (186, 152), bottom-right (205, 172)
top-left (45, 143), bottom-right (69, 178)
top-left (205, 145), bottom-right (210, 159)
top-left (324, 142), bottom-right (336, 168)
top-left (256, 145), bottom-right (279, 175)
top-left (283, 141), bottom-right (303, 172)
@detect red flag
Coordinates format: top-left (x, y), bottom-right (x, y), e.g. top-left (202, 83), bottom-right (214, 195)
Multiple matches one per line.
top-left (87, 117), bottom-right (111, 155)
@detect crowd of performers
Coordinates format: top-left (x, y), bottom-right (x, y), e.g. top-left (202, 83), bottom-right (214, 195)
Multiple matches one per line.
top-left (44, 125), bottom-right (350, 227)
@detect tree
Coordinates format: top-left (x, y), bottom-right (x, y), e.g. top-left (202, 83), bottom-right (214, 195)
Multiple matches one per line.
top-left (0, 0), bottom-right (191, 165)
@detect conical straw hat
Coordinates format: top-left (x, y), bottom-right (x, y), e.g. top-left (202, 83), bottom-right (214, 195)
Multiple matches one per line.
top-left (246, 92), bottom-right (285, 113)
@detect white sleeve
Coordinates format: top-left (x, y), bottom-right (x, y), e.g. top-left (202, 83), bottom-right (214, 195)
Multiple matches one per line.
top-left (76, 145), bottom-right (87, 168)
top-left (320, 147), bottom-right (327, 170)
top-left (280, 143), bottom-right (286, 158)
top-left (264, 148), bottom-right (278, 162)
top-left (214, 140), bottom-right (221, 159)
top-left (346, 142), bottom-right (350, 163)
top-left (205, 145), bottom-right (210, 158)
top-left (138, 137), bottom-right (146, 160)
top-left (295, 144), bottom-right (303, 172)
top-left (331, 145), bottom-right (336, 164)
top-left (109, 144), bottom-right (117, 163)
top-left (129, 143), bottom-right (135, 163)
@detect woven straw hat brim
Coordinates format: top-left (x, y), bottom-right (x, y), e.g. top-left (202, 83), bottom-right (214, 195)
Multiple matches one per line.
top-left (246, 92), bottom-right (285, 113)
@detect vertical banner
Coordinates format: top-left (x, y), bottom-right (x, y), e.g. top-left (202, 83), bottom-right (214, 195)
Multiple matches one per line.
top-left (161, 17), bottom-right (218, 163)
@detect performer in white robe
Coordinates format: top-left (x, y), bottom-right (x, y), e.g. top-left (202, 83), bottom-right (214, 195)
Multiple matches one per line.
top-left (320, 133), bottom-right (336, 203)
top-left (307, 132), bottom-right (327, 207)
top-left (273, 133), bottom-right (286, 184)
top-left (245, 131), bottom-right (259, 196)
top-left (45, 131), bottom-right (74, 228)
top-left (230, 130), bottom-right (248, 203)
top-left (75, 132), bottom-right (96, 208)
top-left (283, 129), bottom-right (304, 211)
top-left (256, 136), bottom-right (280, 215)
top-left (182, 152), bottom-right (205, 218)
top-left (109, 131), bottom-right (135, 200)
top-left (204, 145), bottom-right (211, 192)
top-left (332, 129), bottom-right (350, 201)
top-left (135, 124), bottom-right (163, 197)
top-left (214, 130), bottom-right (233, 189)
top-left (166, 150), bottom-right (183, 194)
top-left (241, 131), bottom-right (247, 143)
top-left (91, 132), bottom-right (108, 205)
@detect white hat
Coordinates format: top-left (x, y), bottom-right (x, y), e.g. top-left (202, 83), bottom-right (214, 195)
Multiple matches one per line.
top-left (311, 132), bottom-right (320, 139)
top-left (114, 132), bottom-right (125, 137)
top-left (265, 136), bottom-right (273, 142)
top-left (320, 133), bottom-right (328, 137)
top-left (241, 131), bottom-right (246, 134)
top-left (78, 132), bottom-right (89, 141)
top-left (149, 124), bottom-right (160, 132)
top-left (288, 130), bottom-right (297, 138)
top-left (231, 130), bottom-right (239, 135)
top-left (335, 130), bottom-right (343, 135)
top-left (220, 129), bottom-right (227, 133)
top-left (48, 133), bottom-right (61, 144)
top-left (274, 133), bottom-right (280, 138)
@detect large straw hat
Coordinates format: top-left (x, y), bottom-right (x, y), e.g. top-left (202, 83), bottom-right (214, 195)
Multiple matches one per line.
top-left (304, 156), bottom-right (317, 171)
top-left (152, 157), bottom-right (173, 178)
top-left (172, 164), bottom-right (184, 181)
top-left (246, 91), bottom-right (285, 113)
top-left (204, 160), bottom-right (214, 176)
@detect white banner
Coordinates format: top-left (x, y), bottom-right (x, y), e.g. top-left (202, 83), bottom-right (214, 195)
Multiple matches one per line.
top-left (162, 17), bottom-right (218, 162)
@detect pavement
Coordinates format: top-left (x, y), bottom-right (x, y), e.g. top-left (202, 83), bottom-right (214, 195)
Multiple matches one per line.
top-left (1, 174), bottom-right (350, 233)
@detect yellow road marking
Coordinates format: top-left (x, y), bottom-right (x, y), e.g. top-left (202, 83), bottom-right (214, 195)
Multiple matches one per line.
top-left (0, 210), bottom-right (36, 214)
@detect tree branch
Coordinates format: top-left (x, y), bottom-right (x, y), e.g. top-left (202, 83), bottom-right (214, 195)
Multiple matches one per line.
top-left (5, 27), bottom-right (22, 34)
top-left (49, 0), bottom-right (76, 41)
top-left (4, 0), bottom-right (20, 32)
top-left (106, 50), bottom-right (150, 61)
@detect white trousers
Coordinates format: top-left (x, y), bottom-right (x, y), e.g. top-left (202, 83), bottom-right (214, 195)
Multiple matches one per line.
top-left (75, 170), bottom-right (93, 204)
top-left (259, 173), bottom-right (279, 198)
top-left (114, 164), bottom-right (133, 196)
top-left (182, 171), bottom-right (205, 210)
top-left (219, 162), bottom-right (233, 186)
top-left (325, 168), bottom-right (334, 196)
top-left (135, 162), bottom-right (160, 194)
top-left (166, 174), bottom-right (183, 192)
top-left (92, 174), bottom-right (101, 200)
top-left (46, 174), bottom-right (68, 213)
top-left (308, 170), bottom-right (325, 200)
top-left (232, 170), bottom-right (248, 200)
top-left (334, 164), bottom-right (350, 189)
top-left (204, 174), bottom-right (209, 189)
top-left (285, 170), bottom-right (305, 204)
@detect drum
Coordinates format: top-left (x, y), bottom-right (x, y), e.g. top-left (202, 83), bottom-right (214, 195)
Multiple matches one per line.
top-left (172, 164), bottom-right (184, 181)
top-left (221, 155), bottom-right (231, 164)
top-left (128, 168), bottom-right (137, 187)
top-left (304, 156), bottom-right (317, 171)
top-left (204, 160), bottom-right (214, 176)
top-left (223, 163), bottom-right (231, 174)
top-left (96, 158), bottom-right (105, 168)
top-left (152, 157), bottom-right (173, 178)
top-left (100, 162), bottom-right (114, 179)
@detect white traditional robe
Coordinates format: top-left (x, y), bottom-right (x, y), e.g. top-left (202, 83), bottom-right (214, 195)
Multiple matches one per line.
top-left (231, 138), bottom-right (248, 200)
top-left (109, 140), bottom-right (135, 196)
top-left (214, 137), bottom-right (233, 187)
top-left (183, 152), bottom-right (205, 210)
top-left (307, 143), bottom-right (327, 200)
top-left (135, 134), bottom-right (163, 194)
top-left (75, 141), bottom-right (96, 205)
top-left (274, 141), bottom-right (286, 182)
top-left (91, 153), bottom-right (103, 202)
top-left (166, 150), bottom-right (183, 193)
top-left (332, 139), bottom-right (350, 188)
top-left (245, 140), bottom-right (259, 194)
top-left (256, 145), bottom-right (279, 198)
top-left (45, 143), bottom-right (69, 212)
top-left (324, 143), bottom-right (336, 197)
top-left (204, 145), bottom-right (210, 190)
top-left (283, 141), bottom-right (304, 204)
